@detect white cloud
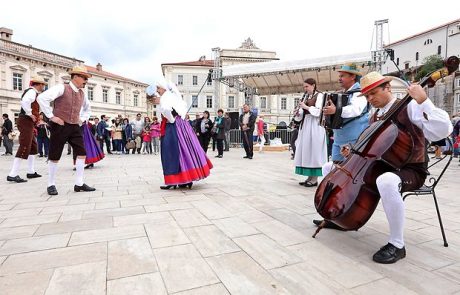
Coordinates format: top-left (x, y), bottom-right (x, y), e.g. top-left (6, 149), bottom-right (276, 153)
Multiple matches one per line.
top-left (2, 0), bottom-right (459, 82)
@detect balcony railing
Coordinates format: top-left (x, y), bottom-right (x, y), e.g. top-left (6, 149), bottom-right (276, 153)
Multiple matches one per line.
top-left (0, 39), bottom-right (83, 68)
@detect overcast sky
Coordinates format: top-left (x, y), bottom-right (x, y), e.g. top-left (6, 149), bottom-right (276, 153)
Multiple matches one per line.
top-left (2, 0), bottom-right (459, 83)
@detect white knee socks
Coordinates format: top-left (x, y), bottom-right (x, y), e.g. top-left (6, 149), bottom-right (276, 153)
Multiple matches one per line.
top-left (376, 172), bottom-right (405, 248)
top-left (27, 155), bottom-right (35, 174)
top-left (8, 157), bottom-right (22, 177)
top-left (48, 161), bottom-right (58, 187)
top-left (75, 158), bottom-right (85, 186)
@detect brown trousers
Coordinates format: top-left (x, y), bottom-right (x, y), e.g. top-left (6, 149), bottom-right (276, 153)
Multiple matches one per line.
top-left (15, 115), bottom-right (38, 159)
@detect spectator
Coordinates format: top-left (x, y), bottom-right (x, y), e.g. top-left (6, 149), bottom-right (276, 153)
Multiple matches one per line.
top-left (196, 110), bottom-right (213, 153)
top-left (224, 112), bottom-right (231, 151)
top-left (1, 113), bottom-right (13, 156)
top-left (213, 109), bottom-right (225, 158)
top-left (150, 116), bottom-right (161, 155)
top-left (131, 113), bottom-right (144, 154)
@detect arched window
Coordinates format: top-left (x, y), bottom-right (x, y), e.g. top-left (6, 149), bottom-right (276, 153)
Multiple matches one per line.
top-left (415, 52), bottom-right (419, 61)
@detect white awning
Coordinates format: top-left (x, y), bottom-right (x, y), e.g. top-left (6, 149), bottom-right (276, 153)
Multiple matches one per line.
top-left (221, 52), bottom-right (373, 95)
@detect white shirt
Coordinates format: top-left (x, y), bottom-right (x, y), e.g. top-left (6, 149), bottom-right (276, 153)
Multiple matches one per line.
top-left (37, 81), bottom-right (91, 123)
top-left (384, 98), bottom-right (453, 142)
top-left (341, 83), bottom-right (368, 119)
top-left (21, 87), bottom-right (40, 116)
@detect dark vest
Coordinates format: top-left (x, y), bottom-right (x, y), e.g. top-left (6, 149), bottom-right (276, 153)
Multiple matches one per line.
top-left (19, 88), bottom-right (40, 122)
top-left (371, 102), bottom-right (426, 164)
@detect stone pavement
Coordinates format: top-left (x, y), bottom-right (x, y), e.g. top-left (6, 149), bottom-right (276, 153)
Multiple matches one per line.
top-left (0, 148), bottom-right (459, 295)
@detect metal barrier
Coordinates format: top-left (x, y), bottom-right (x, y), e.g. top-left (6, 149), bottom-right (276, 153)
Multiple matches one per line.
top-left (228, 129), bottom-right (293, 147)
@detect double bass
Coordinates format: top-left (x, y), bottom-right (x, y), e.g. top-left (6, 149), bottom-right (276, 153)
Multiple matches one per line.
top-left (313, 56), bottom-right (459, 237)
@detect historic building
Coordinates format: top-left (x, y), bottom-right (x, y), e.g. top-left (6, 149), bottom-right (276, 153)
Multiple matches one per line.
top-left (0, 28), bottom-right (149, 123)
top-left (382, 18), bottom-right (460, 115)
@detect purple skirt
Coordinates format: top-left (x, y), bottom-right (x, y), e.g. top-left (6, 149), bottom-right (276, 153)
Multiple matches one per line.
top-left (82, 123), bottom-right (105, 164)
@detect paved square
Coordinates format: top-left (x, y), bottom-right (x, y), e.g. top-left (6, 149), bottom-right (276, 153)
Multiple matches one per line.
top-left (0, 149), bottom-right (459, 294)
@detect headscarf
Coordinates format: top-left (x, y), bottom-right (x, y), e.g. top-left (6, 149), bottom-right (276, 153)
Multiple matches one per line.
top-left (146, 76), bottom-right (187, 118)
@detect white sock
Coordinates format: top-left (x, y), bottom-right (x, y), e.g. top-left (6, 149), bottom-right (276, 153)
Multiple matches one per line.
top-left (377, 172), bottom-right (405, 249)
top-left (8, 157), bottom-right (23, 177)
top-left (48, 161), bottom-right (58, 187)
top-left (27, 155), bottom-right (35, 174)
top-left (75, 158), bottom-right (85, 186)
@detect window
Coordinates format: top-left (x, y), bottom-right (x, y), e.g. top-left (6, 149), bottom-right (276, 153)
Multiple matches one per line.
top-left (116, 91), bottom-right (121, 104)
top-left (44, 78), bottom-right (49, 91)
top-left (13, 73), bottom-right (23, 91)
top-left (457, 79), bottom-right (460, 87)
top-left (415, 52), bottom-right (419, 61)
top-left (178, 75), bottom-right (183, 85)
top-left (207, 76), bottom-right (212, 86)
top-left (424, 39), bottom-right (433, 45)
top-left (206, 95), bottom-right (213, 108)
top-left (87, 86), bottom-right (94, 101)
top-left (228, 95), bottom-right (235, 108)
top-left (281, 97), bottom-right (287, 110)
top-left (457, 93), bottom-right (460, 104)
top-left (191, 95), bottom-right (198, 108)
top-left (102, 89), bottom-right (108, 103)
top-left (396, 58), bottom-right (399, 66)
top-left (260, 96), bottom-right (267, 109)
top-left (193, 75), bottom-right (198, 86)
top-left (404, 62), bottom-right (410, 70)
top-left (133, 94), bottom-right (138, 106)
top-left (437, 45), bottom-right (442, 55)
top-left (294, 97), bottom-right (300, 108)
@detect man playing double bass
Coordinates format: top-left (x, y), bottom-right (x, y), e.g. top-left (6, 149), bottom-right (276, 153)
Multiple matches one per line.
top-left (316, 71), bottom-right (452, 264)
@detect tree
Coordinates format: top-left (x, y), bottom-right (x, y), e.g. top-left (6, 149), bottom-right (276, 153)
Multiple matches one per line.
top-left (415, 55), bottom-right (444, 80)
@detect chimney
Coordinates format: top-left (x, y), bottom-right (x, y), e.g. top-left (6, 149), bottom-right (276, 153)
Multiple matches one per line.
top-left (198, 55), bottom-right (206, 61)
top-left (96, 63), bottom-right (102, 71)
top-left (0, 27), bottom-right (13, 41)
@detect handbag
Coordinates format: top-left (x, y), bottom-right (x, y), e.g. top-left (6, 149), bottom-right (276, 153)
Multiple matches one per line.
top-left (8, 131), bottom-right (17, 140)
top-left (126, 140), bottom-right (136, 149)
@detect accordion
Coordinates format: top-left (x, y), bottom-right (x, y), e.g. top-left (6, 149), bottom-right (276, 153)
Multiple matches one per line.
top-left (319, 92), bottom-right (349, 129)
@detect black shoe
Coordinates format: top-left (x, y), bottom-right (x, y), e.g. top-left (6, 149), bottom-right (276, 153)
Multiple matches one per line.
top-left (248, 156), bottom-right (253, 159)
top-left (38, 155), bottom-right (44, 158)
top-left (26, 172), bottom-right (42, 179)
top-left (243, 156), bottom-right (249, 158)
top-left (312, 219), bottom-right (345, 231)
top-left (47, 185), bottom-right (58, 195)
top-left (84, 163), bottom-right (94, 169)
top-left (299, 179), bottom-right (308, 186)
top-left (372, 243), bottom-right (406, 264)
top-left (178, 182), bottom-right (193, 189)
top-left (304, 181), bottom-right (318, 187)
top-left (160, 185), bottom-right (177, 190)
top-left (7, 175), bottom-right (27, 183)
top-left (74, 183), bottom-right (96, 192)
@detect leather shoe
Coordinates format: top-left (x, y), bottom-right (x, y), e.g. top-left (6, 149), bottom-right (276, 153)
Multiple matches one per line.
top-left (47, 185), bottom-right (58, 195)
top-left (312, 219), bottom-right (345, 231)
top-left (243, 156), bottom-right (249, 158)
top-left (26, 172), bottom-right (42, 179)
top-left (372, 243), bottom-right (406, 264)
top-left (74, 183), bottom-right (96, 192)
top-left (303, 181), bottom-right (318, 187)
top-left (7, 175), bottom-right (27, 183)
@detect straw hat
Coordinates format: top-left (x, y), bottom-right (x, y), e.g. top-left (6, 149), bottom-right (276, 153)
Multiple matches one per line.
top-left (338, 63), bottom-right (362, 76)
top-left (69, 65), bottom-right (92, 78)
top-left (30, 76), bottom-right (48, 85)
top-left (358, 71), bottom-right (393, 96)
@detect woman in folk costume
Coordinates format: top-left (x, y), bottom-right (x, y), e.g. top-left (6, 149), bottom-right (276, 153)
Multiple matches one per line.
top-left (294, 78), bottom-right (328, 187)
top-left (146, 77), bottom-right (213, 190)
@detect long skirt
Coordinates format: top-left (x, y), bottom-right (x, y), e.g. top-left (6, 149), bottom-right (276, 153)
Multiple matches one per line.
top-left (161, 117), bottom-right (213, 185)
top-left (82, 124), bottom-right (105, 164)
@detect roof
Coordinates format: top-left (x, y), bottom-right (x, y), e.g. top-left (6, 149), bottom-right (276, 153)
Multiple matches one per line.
top-left (221, 52), bottom-right (372, 95)
top-left (161, 60), bottom-right (214, 67)
top-left (386, 18), bottom-right (460, 47)
top-left (85, 65), bottom-right (147, 86)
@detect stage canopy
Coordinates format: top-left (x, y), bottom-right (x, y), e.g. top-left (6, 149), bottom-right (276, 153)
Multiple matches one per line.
top-left (221, 52), bottom-right (373, 95)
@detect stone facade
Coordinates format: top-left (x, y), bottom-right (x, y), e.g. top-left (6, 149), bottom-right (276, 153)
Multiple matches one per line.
top-left (0, 28), bottom-right (149, 125)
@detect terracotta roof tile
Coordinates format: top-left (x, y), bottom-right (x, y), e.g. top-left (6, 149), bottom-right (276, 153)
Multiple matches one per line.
top-left (161, 60), bottom-right (214, 67)
top-left (85, 65), bottom-right (147, 86)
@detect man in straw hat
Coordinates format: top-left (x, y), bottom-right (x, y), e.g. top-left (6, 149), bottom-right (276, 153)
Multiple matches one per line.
top-left (37, 65), bottom-right (95, 195)
top-left (326, 71), bottom-right (451, 264)
top-left (6, 76), bottom-right (47, 183)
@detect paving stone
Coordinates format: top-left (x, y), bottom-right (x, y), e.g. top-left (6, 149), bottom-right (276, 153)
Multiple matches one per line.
top-left (58, 211), bottom-right (83, 222)
top-left (0, 242), bottom-right (107, 274)
top-left (0, 225), bottom-right (38, 240)
top-left (145, 221), bottom-right (190, 248)
top-left (13, 200), bottom-right (69, 210)
top-left (252, 220), bottom-right (309, 246)
top-left (0, 233), bottom-right (70, 255)
top-left (212, 217), bottom-right (259, 238)
top-left (113, 212), bottom-right (172, 227)
top-left (68, 225), bottom-right (145, 246)
top-left (184, 225), bottom-right (240, 257)
top-left (233, 234), bottom-right (302, 269)
top-left (173, 283), bottom-right (230, 295)
top-left (40, 203), bottom-right (95, 214)
top-left (0, 208), bottom-right (42, 219)
top-left (435, 263), bottom-right (460, 284)
top-left (45, 261), bottom-right (106, 295)
top-left (81, 206), bottom-right (145, 219)
top-left (95, 201), bottom-right (120, 209)
top-left (350, 278), bottom-right (420, 295)
top-left (0, 214), bottom-right (61, 228)
top-left (171, 209), bottom-right (212, 228)
top-left (191, 200), bottom-right (233, 220)
top-left (120, 198), bottom-right (165, 207)
top-left (107, 237), bottom-right (158, 280)
top-left (206, 251), bottom-right (289, 295)
top-left (144, 202), bottom-right (194, 213)
top-left (154, 244), bottom-right (219, 293)
top-left (107, 273), bottom-right (167, 295)
top-left (35, 217), bottom-right (113, 236)
top-left (0, 255), bottom-right (6, 265)
top-left (0, 270), bottom-right (54, 295)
